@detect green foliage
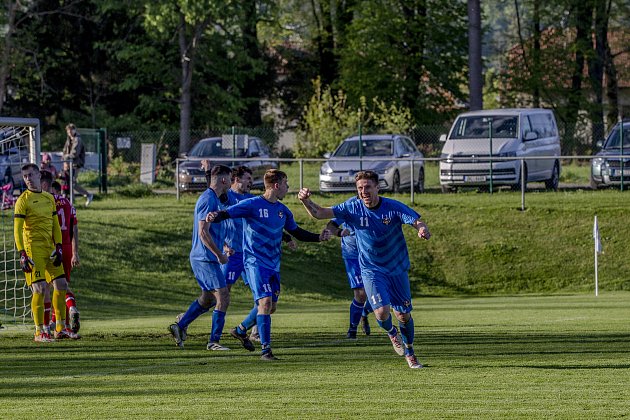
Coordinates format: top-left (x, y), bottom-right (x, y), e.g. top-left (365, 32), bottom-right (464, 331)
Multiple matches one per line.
top-left (114, 183), bottom-right (155, 198)
top-left (295, 78), bottom-right (414, 157)
top-left (107, 156), bottom-right (140, 185)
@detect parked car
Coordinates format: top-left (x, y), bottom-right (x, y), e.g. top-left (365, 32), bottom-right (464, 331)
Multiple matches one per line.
top-left (439, 108), bottom-right (561, 192)
top-left (176, 136), bottom-right (277, 192)
top-left (319, 134), bottom-right (425, 193)
top-left (590, 121), bottom-right (630, 189)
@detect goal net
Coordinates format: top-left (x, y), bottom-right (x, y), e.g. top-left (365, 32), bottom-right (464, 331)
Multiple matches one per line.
top-left (0, 117), bottom-right (40, 328)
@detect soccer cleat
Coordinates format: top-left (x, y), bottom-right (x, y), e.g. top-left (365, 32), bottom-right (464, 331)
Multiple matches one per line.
top-left (69, 307), bottom-right (80, 334)
top-left (168, 323), bottom-right (184, 348)
top-left (175, 313), bottom-right (188, 341)
top-left (34, 331), bottom-right (55, 343)
top-left (85, 193), bottom-right (94, 207)
top-left (230, 328), bottom-right (255, 352)
top-left (54, 328), bottom-right (80, 340)
top-left (207, 341), bottom-right (231, 351)
top-left (346, 329), bottom-right (357, 339)
top-left (260, 351), bottom-right (280, 361)
top-left (361, 316), bottom-right (371, 336)
top-left (406, 354), bottom-right (423, 369)
top-left (389, 333), bottom-right (405, 356)
top-left (249, 331), bottom-right (261, 343)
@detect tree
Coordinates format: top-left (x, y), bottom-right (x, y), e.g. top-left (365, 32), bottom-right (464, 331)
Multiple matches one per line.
top-left (468, 0), bottom-right (483, 110)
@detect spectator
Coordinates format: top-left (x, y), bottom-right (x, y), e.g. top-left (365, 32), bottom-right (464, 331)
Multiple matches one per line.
top-left (62, 123), bottom-right (93, 206)
top-left (40, 153), bottom-right (58, 179)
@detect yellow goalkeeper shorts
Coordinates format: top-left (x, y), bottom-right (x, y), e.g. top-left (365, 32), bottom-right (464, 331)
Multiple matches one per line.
top-left (23, 243), bottom-right (65, 286)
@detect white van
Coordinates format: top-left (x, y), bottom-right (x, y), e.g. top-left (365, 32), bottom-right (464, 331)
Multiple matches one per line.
top-left (439, 108), bottom-right (561, 192)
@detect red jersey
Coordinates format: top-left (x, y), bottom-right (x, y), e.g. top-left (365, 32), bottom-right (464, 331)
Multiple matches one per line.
top-left (53, 194), bottom-right (77, 245)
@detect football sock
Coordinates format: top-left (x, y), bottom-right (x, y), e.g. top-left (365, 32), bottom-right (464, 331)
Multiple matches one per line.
top-left (66, 291), bottom-right (77, 309)
top-left (399, 316), bottom-right (415, 355)
top-left (377, 314), bottom-right (397, 336)
top-left (241, 304), bottom-right (258, 331)
top-left (178, 300), bottom-right (210, 329)
top-left (257, 314), bottom-right (271, 349)
top-left (349, 299), bottom-right (363, 328)
top-left (44, 301), bottom-right (51, 326)
top-left (210, 310), bottom-right (226, 343)
top-left (32, 292), bottom-right (45, 331)
top-left (362, 300), bottom-right (374, 317)
top-left (52, 289), bottom-right (66, 332)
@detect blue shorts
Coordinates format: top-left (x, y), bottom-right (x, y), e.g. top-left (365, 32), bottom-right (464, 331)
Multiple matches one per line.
top-left (245, 264), bottom-right (280, 303)
top-left (190, 258), bottom-right (226, 291)
top-left (343, 258), bottom-right (364, 289)
top-left (361, 270), bottom-right (412, 313)
top-left (221, 252), bottom-right (249, 286)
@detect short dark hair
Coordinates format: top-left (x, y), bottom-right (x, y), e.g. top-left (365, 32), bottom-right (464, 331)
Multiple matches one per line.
top-left (232, 165), bottom-right (253, 180)
top-left (264, 169), bottom-right (287, 188)
top-left (205, 164), bottom-right (232, 184)
top-left (51, 181), bottom-right (62, 193)
top-left (355, 170), bottom-right (379, 185)
top-left (21, 163), bottom-right (39, 172)
top-left (40, 170), bottom-right (53, 183)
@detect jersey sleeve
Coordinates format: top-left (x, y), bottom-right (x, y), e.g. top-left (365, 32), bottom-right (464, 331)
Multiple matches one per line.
top-left (226, 197), bottom-right (254, 219)
top-left (195, 193), bottom-right (214, 223)
top-left (394, 200), bottom-right (421, 225)
top-left (332, 198), bottom-right (353, 222)
top-left (283, 206), bottom-right (298, 231)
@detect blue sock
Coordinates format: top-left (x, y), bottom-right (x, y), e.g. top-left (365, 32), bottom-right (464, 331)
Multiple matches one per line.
top-left (178, 300), bottom-right (210, 329)
top-left (377, 314), bottom-right (397, 336)
top-left (238, 303), bottom-right (258, 334)
top-left (349, 299), bottom-right (363, 328)
top-left (257, 314), bottom-right (271, 352)
top-left (210, 310), bottom-right (226, 343)
top-left (399, 316), bottom-right (415, 355)
top-left (362, 300), bottom-right (374, 317)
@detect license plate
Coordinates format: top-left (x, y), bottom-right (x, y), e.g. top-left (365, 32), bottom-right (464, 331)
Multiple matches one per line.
top-left (192, 176), bottom-right (206, 183)
top-left (338, 176), bottom-right (354, 182)
top-left (465, 176), bottom-right (486, 182)
top-left (611, 169), bottom-right (630, 176)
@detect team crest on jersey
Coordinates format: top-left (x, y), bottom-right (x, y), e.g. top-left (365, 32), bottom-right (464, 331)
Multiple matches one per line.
top-left (403, 300), bottom-right (411, 307)
top-left (278, 210), bottom-right (284, 219)
top-left (382, 217), bottom-right (391, 225)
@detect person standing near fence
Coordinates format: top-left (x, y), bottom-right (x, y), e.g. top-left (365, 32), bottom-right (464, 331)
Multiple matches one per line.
top-left (63, 123), bottom-right (93, 207)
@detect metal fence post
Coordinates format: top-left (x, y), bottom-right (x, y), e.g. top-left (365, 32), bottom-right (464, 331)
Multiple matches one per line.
top-left (620, 117), bottom-right (624, 192)
top-left (176, 159), bottom-right (180, 201)
top-left (520, 158), bottom-right (525, 211)
top-left (489, 119), bottom-right (494, 194)
top-left (299, 159), bottom-right (304, 190)
top-left (410, 159), bottom-right (415, 204)
top-left (69, 164), bottom-right (74, 206)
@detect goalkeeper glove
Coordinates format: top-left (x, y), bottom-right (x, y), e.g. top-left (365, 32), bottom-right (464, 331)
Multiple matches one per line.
top-left (19, 250), bottom-right (34, 273)
top-left (50, 244), bottom-right (63, 267)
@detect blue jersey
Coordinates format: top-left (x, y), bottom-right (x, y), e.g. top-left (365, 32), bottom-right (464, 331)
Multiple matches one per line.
top-left (332, 218), bottom-right (358, 260)
top-left (190, 188), bottom-right (227, 263)
top-left (224, 189), bottom-right (255, 253)
top-left (227, 196), bottom-right (298, 271)
top-left (332, 196), bottom-right (420, 275)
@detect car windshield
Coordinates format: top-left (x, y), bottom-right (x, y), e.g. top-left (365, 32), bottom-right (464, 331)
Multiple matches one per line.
top-left (451, 116), bottom-right (518, 139)
top-left (603, 126), bottom-right (630, 149)
top-left (189, 139), bottom-right (247, 158)
top-left (334, 140), bottom-right (393, 157)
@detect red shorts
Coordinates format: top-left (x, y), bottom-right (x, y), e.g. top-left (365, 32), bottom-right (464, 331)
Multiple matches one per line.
top-left (62, 244), bottom-right (73, 281)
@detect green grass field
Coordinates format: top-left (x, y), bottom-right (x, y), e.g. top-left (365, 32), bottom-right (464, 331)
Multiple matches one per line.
top-left (2, 187), bottom-right (630, 418)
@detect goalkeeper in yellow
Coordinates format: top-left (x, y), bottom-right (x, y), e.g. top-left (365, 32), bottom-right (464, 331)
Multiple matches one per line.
top-left (14, 163), bottom-right (79, 342)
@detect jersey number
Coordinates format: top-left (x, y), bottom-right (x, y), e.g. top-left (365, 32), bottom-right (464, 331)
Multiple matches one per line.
top-left (360, 216), bottom-right (369, 227)
top-left (259, 208), bottom-right (269, 218)
top-left (57, 208), bottom-right (67, 231)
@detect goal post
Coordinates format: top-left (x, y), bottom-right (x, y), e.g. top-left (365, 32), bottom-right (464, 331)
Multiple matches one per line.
top-left (0, 117), bottom-right (40, 327)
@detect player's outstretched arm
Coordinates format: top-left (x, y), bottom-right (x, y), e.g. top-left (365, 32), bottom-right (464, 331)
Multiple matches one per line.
top-left (297, 188), bottom-right (334, 220)
top-left (286, 226), bottom-right (332, 243)
top-left (413, 218), bottom-right (431, 240)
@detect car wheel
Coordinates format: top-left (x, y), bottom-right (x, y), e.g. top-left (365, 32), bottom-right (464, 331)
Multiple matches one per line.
top-left (441, 184), bottom-right (454, 193)
top-left (415, 168), bottom-right (425, 193)
top-left (544, 161), bottom-right (560, 191)
top-left (392, 171), bottom-right (400, 193)
top-left (511, 164), bottom-right (528, 191)
top-left (589, 176), bottom-right (599, 190)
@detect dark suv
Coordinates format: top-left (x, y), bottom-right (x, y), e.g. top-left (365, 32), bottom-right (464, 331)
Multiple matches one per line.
top-left (590, 121), bottom-right (630, 189)
top-left (176, 136), bottom-right (277, 192)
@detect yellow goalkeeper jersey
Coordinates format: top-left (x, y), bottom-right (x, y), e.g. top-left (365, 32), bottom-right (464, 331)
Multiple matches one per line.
top-left (14, 190), bottom-right (60, 250)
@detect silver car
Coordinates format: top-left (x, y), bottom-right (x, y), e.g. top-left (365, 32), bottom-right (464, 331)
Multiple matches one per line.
top-left (590, 121), bottom-right (630, 189)
top-left (319, 134), bottom-right (425, 193)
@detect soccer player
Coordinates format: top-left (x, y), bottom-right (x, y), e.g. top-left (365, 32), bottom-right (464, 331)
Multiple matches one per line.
top-left (206, 169), bottom-right (331, 361)
top-left (298, 170), bottom-right (431, 369)
top-left (168, 165), bottom-right (233, 350)
top-left (325, 219), bottom-right (373, 339)
top-left (13, 164), bottom-right (78, 341)
top-left (40, 171), bottom-right (81, 333)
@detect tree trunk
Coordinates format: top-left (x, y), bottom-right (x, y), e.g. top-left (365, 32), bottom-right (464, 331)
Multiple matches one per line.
top-left (0, 1), bottom-right (18, 114)
top-left (467, 0), bottom-right (483, 111)
top-left (588, 0), bottom-right (608, 149)
top-left (532, 0), bottom-right (541, 107)
top-left (241, 0), bottom-right (263, 127)
top-left (179, 12), bottom-right (192, 154)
